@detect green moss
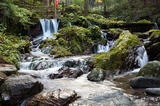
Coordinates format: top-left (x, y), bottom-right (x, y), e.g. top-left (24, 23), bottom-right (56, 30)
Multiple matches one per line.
top-left (64, 4), bottom-right (83, 15)
top-left (59, 15), bottom-right (89, 28)
top-left (51, 46), bottom-right (72, 57)
top-left (87, 14), bottom-right (125, 28)
top-left (41, 26), bottom-right (94, 57)
top-left (88, 26), bottom-right (101, 42)
top-left (150, 31), bottom-right (160, 40)
top-left (107, 28), bottom-right (123, 35)
top-left (93, 31), bottom-right (142, 72)
top-left (137, 19), bottom-right (151, 23)
top-left (137, 61), bottom-right (160, 77)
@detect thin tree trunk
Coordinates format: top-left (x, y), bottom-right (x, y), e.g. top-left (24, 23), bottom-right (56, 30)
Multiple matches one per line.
top-left (84, 0), bottom-right (89, 16)
top-left (103, 0), bottom-right (106, 14)
top-left (54, 0), bottom-right (57, 19)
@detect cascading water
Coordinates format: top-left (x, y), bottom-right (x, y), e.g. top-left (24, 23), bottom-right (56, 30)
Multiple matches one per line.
top-left (131, 46), bottom-right (148, 73)
top-left (97, 31), bottom-right (114, 53)
top-left (154, 22), bottom-right (159, 29)
top-left (40, 19), bottom-right (59, 40)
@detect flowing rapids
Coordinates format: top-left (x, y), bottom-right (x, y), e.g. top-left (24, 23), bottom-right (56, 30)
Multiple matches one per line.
top-left (19, 19), bottom-right (155, 105)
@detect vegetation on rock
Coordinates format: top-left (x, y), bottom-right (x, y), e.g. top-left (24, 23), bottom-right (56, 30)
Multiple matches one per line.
top-left (93, 30), bottom-right (142, 74)
top-left (137, 61), bottom-right (160, 78)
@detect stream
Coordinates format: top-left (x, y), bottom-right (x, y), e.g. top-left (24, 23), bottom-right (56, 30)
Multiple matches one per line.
top-left (19, 19), bottom-right (159, 105)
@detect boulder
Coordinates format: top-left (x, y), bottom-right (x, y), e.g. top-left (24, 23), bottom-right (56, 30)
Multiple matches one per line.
top-left (71, 90), bottom-right (135, 106)
top-left (0, 64), bottom-right (17, 76)
top-left (26, 89), bottom-right (79, 106)
top-left (63, 60), bottom-right (81, 68)
top-left (93, 31), bottom-right (142, 75)
top-left (49, 67), bottom-right (83, 79)
top-left (145, 31), bottom-right (160, 61)
top-left (87, 68), bottom-right (105, 82)
top-left (145, 88), bottom-right (160, 96)
top-left (130, 76), bottom-right (160, 88)
top-left (0, 75), bottom-right (43, 105)
top-left (137, 61), bottom-right (160, 77)
top-left (29, 61), bottom-right (53, 70)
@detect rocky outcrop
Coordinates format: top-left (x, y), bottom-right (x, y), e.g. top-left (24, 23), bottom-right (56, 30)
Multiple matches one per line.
top-left (26, 89), bottom-right (79, 106)
top-left (92, 31), bottom-right (142, 79)
top-left (130, 76), bottom-right (160, 88)
top-left (145, 31), bottom-right (160, 61)
top-left (137, 61), bottom-right (160, 77)
top-left (49, 67), bottom-right (83, 79)
top-left (0, 64), bottom-right (17, 76)
top-left (0, 75), bottom-right (43, 105)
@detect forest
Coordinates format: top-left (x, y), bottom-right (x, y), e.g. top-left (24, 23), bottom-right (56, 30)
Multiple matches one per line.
top-left (0, 0), bottom-right (160, 106)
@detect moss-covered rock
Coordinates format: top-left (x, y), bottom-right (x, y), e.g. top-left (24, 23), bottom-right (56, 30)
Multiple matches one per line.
top-left (137, 61), bottom-right (160, 77)
top-left (41, 26), bottom-right (94, 57)
top-left (105, 28), bottom-right (123, 40)
top-left (93, 31), bottom-right (142, 74)
top-left (64, 4), bottom-right (83, 15)
top-left (145, 31), bottom-right (160, 61)
top-left (137, 19), bottom-right (151, 23)
top-left (87, 14), bottom-right (125, 29)
top-left (59, 15), bottom-right (89, 28)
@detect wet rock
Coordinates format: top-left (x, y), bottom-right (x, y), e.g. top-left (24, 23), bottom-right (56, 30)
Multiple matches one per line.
top-left (87, 68), bottom-right (105, 82)
top-left (0, 75), bottom-right (43, 105)
top-left (0, 64), bottom-right (17, 76)
top-left (30, 61), bottom-right (53, 70)
top-left (145, 88), bottom-right (160, 96)
top-left (63, 60), bottom-right (81, 68)
top-left (49, 67), bottom-right (83, 79)
top-left (130, 76), bottom-right (160, 88)
top-left (137, 61), bottom-right (160, 77)
top-left (71, 90), bottom-right (135, 106)
top-left (145, 31), bottom-right (160, 61)
top-left (137, 33), bottom-right (150, 39)
top-left (26, 89), bottom-right (79, 106)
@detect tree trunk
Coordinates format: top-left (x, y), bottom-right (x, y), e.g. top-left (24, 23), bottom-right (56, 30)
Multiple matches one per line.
top-left (84, 0), bottom-right (89, 16)
top-left (54, 0), bottom-right (57, 18)
top-left (103, 0), bottom-right (106, 14)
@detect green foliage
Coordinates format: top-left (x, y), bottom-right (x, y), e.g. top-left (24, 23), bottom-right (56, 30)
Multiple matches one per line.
top-left (0, 33), bottom-right (31, 67)
top-left (64, 4), bottom-right (83, 15)
top-left (41, 26), bottom-right (95, 57)
top-left (0, 0), bottom-right (34, 34)
top-left (93, 31), bottom-right (141, 71)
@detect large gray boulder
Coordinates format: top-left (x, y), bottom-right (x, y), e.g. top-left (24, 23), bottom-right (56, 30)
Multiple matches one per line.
top-left (26, 89), bottom-right (79, 106)
top-left (0, 75), bottom-right (43, 105)
top-left (130, 76), bottom-right (160, 88)
top-left (71, 90), bottom-right (135, 106)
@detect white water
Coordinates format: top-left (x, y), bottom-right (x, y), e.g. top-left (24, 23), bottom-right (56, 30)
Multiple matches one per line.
top-left (131, 46), bottom-right (148, 73)
top-left (97, 31), bottom-right (114, 53)
top-left (40, 19), bottom-right (59, 40)
top-left (154, 22), bottom-right (159, 29)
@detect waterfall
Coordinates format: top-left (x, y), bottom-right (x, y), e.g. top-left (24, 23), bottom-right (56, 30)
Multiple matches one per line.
top-left (154, 22), bottom-right (159, 29)
top-left (40, 19), bottom-right (59, 40)
top-left (136, 46), bottom-right (148, 68)
top-left (97, 31), bottom-right (114, 53)
top-left (131, 46), bottom-right (148, 73)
